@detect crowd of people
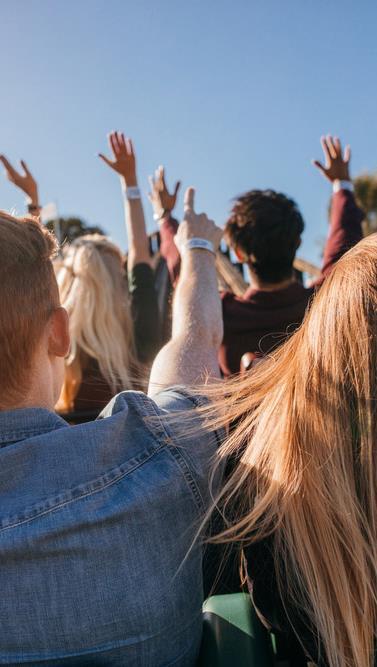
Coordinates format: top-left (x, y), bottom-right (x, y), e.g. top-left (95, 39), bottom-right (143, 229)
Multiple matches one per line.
top-left (0, 130), bottom-right (373, 666)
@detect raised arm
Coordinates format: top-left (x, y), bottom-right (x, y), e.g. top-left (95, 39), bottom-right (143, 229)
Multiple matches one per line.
top-left (149, 166), bottom-right (181, 286)
top-left (99, 131), bottom-right (151, 270)
top-left (99, 132), bottom-right (162, 363)
top-left (148, 188), bottom-right (223, 396)
top-left (312, 135), bottom-right (364, 281)
top-left (0, 155), bottom-right (41, 216)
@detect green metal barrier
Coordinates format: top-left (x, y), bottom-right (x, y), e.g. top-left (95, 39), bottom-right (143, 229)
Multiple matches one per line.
top-left (197, 593), bottom-right (274, 666)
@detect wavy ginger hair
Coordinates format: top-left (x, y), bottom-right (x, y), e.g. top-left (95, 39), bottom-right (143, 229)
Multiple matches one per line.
top-left (56, 234), bottom-right (137, 412)
top-left (206, 234), bottom-right (377, 666)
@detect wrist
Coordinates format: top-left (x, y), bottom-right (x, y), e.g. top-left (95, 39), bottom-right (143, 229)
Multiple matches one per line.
top-left (179, 237), bottom-right (216, 257)
top-left (121, 174), bottom-right (138, 189)
top-left (333, 179), bottom-right (354, 193)
top-left (26, 189), bottom-right (39, 207)
top-left (154, 208), bottom-right (171, 222)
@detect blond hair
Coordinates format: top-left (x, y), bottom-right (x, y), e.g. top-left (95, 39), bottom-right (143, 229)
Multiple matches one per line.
top-left (205, 234), bottom-right (377, 666)
top-left (0, 211), bottom-right (58, 407)
top-left (56, 234), bottom-right (137, 411)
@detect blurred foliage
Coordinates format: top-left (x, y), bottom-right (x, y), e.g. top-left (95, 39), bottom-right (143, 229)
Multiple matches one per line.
top-left (45, 217), bottom-right (105, 243)
top-left (354, 173), bottom-right (377, 236)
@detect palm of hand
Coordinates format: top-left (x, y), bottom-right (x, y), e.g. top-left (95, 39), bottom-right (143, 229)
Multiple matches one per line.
top-left (99, 132), bottom-right (137, 185)
top-left (313, 136), bottom-right (351, 183)
top-left (0, 156), bottom-right (37, 200)
top-left (149, 166), bottom-right (180, 216)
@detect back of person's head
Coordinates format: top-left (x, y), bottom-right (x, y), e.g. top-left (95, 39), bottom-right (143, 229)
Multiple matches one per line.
top-left (225, 190), bottom-right (304, 283)
top-left (0, 212), bottom-right (66, 408)
top-left (206, 234), bottom-right (377, 667)
top-left (56, 233), bottom-right (137, 412)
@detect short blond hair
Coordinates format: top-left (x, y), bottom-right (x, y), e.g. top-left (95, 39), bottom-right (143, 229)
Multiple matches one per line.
top-left (0, 212), bottom-right (59, 405)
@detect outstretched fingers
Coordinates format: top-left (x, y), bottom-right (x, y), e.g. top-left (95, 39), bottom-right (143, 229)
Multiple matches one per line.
top-left (325, 135), bottom-right (337, 159)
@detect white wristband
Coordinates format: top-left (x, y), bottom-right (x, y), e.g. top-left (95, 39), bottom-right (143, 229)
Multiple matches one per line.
top-left (181, 238), bottom-right (216, 256)
top-left (124, 186), bottom-right (141, 200)
top-left (333, 180), bottom-right (354, 193)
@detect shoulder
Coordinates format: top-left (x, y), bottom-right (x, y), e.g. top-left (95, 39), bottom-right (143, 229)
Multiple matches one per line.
top-left (99, 388), bottom-right (223, 456)
top-left (98, 388), bottom-right (224, 511)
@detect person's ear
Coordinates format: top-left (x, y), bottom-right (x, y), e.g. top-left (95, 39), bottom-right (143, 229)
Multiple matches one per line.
top-left (48, 307), bottom-right (70, 358)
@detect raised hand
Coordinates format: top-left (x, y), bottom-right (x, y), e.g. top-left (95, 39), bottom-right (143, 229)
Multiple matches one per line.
top-left (148, 166), bottom-right (181, 219)
top-left (98, 131), bottom-right (137, 187)
top-left (0, 155), bottom-right (39, 206)
top-left (175, 187), bottom-right (223, 254)
top-left (312, 136), bottom-right (351, 183)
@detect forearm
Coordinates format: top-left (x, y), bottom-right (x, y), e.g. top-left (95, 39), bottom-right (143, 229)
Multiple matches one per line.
top-left (319, 187), bottom-right (364, 280)
top-left (123, 189), bottom-right (152, 271)
top-left (148, 250), bottom-right (223, 396)
top-left (159, 214), bottom-right (181, 286)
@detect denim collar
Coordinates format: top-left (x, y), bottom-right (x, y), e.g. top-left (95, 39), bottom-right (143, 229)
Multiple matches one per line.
top-left (0, 408), bottom-right (68, 446)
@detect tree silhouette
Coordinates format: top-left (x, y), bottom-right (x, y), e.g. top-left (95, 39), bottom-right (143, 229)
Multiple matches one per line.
top-left (45, 217), bottom-right (105, 243)
top-left (353, 173), bottom-right (377, 236)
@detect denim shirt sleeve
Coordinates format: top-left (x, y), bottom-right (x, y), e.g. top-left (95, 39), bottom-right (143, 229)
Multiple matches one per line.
top-left (152, 386), bottom-right (224, 511)
top-left (98, 387), bottom-right (224, 517)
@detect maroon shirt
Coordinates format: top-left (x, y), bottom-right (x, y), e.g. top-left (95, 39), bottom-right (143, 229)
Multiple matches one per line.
top-left (159, 189), bottom-right (364, 376)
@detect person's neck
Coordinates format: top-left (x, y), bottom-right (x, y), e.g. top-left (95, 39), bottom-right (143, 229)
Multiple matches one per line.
top-left (0, 362), bottom-right (57, 413)
top-left (247, 268), bottom-right (295, 292)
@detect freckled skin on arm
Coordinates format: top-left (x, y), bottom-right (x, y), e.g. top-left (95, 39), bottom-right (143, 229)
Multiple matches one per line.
top-left (148, 188), bottom-right (223, 396)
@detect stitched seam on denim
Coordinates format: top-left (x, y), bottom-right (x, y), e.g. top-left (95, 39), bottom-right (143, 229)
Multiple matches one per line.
top-left (0, 444), bottom-right (165, 532)
top-left (166, 387), bottom-right (224, 450)
top-left (131, 391), bottom-right (206, 515)
top-left (0, 423), bottom-right (65, 444)
top-left (0, 613), bottom-right (202, 662)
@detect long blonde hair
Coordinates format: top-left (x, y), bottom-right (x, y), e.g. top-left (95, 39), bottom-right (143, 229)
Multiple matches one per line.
top-left (207, 234), bottom-right (377, 666)
top-left (56, 234), bottom-right (137, 411)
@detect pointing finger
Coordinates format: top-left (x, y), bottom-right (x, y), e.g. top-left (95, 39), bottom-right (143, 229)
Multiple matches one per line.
top-left (184, 186), bottom-right (195, 212)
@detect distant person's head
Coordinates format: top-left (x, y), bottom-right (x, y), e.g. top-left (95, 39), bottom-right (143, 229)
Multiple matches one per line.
top-left (208, 233), bottom-right (377, 667)
top-left (225, 190), bottom-right (304, 286)
top-left (0, 212), bottom-right (69, 411)
top-left (56, 234), bottom-right (137, 412)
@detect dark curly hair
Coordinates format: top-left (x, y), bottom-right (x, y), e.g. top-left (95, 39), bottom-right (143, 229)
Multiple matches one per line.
top-left (225, 189), bottom-right (305, 283)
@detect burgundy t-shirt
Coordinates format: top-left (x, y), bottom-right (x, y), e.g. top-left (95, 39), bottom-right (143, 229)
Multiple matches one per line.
top-left (159, 188), bottom-right (364, 376)
top-left (220, 282), bottom-right (313, 375)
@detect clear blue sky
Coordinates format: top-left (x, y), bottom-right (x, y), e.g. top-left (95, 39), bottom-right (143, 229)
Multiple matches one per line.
top-left (1, 0), bottom-right (376, 265)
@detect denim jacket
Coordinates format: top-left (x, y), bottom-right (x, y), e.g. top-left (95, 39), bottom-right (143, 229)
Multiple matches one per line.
top-left (0, 388), bottom-right (221, 666)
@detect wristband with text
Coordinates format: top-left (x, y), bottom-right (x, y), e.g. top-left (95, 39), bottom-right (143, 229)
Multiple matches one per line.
top-left (124, 186), bottom-right (141, 200)
top-left (180, 238), bottom-right (216, 256)
top-left (333, 180), bottom-right (354, 193)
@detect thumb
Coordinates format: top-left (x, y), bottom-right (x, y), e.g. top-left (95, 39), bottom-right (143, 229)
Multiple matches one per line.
top-left (98, 153), bottom-right (113, 169)
top-left (312, 159), bottom-right (326, 174)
